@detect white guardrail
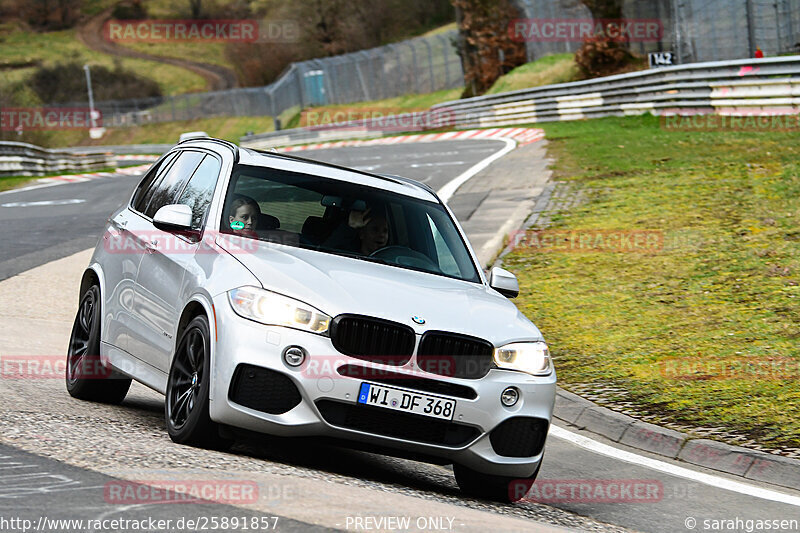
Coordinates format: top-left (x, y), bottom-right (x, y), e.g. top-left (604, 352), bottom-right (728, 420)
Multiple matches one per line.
top-left (0, 142), bottom-right (115, 177)
top-left (242, 55), bottom-right (800, 149)
top-left (429, 56), bottom-right (800, 128)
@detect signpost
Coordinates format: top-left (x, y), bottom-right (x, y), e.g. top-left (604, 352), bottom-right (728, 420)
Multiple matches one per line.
top-left (649, 51), bottom-right (675, 68)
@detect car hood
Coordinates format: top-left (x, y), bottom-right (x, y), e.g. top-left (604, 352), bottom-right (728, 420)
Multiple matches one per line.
top-left (219, 237), bottom-right (542, 345)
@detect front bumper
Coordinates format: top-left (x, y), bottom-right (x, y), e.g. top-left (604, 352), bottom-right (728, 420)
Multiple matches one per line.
top-left (209, 294), bottom-right (556, 477)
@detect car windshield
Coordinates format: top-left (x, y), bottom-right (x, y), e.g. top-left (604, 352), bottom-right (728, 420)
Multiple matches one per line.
top-left (220, 163), bottom-right (480, 283)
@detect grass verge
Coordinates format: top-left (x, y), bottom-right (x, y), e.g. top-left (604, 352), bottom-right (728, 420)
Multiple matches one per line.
top-left (0, 25), bottom-right (205, 95)
top-left (288, 88), bottom-right (463, 128)
top-left (487, 53), bottom-right (579, 94)
top-left (40, 116), bottom-right (273, 148)
top-left (504, 115), bottom-right (800, 449)
top-left (0, 165), bottom-right (119, 192)
top-left (0, 176), bottom-right (39, 192)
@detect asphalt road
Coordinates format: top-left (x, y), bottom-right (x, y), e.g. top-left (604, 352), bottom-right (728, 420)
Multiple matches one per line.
top-left (1, 139), bottom-right (799, 532)
top-left (0, 443), bottom-right (328, 533)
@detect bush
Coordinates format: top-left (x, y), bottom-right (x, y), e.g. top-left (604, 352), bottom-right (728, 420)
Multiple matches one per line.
top-left (16, 0), bottom-right (83, 31)
top-left (574, 36), bottom-right (636, 78)
top-left (0, 85), bottom-right (52, 145)
top-left (28, 61), bottom-right (162, 104)
top-left (111, 0), bottom-right (148, 20)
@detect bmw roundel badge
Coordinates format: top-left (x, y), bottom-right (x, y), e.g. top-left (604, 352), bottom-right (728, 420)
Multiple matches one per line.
top-left (411, 316), bottom-right (425, 325)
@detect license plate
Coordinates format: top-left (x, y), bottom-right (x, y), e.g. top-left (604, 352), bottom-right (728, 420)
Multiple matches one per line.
top-left (357, 382), bottom-right (456, 421)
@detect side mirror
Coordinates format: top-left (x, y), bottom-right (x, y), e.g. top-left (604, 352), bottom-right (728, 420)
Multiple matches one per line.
top-left (153, 204), bottom-right (193, 231)
top-left (489, 267), bottom-right (519, 298)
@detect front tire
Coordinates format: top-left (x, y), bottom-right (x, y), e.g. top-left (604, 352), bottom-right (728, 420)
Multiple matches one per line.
top-left (165, 315), bottom-right (227, 448)
top-left (454, 461), bottom-right (542, 503)
top-left (66, 284), bottom-right (131, 404)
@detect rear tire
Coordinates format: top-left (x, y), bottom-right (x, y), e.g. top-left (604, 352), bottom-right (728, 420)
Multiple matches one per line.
top-left (165, 315), bottom-right (229, 449)
top-left (66, 284), bottom-right (131, 404)
top-left (454, 461), bottom-right (542, 503)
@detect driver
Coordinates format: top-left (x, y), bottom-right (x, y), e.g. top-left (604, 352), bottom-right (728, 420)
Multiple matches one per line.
top-left (349, 208), bottom-right (388, 255)
top-left (323, 204), bottom-right (389, 255)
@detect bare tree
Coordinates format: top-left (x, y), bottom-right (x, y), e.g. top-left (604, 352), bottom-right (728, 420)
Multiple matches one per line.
top-left (452, 0), bottom-right (526, 97)
top-left (188, 0), bottom-right (202, 18)
top-left (580, 0), bottom-right (623, 19)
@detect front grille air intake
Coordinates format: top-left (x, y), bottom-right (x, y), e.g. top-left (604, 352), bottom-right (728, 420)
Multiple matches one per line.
top-left (417, 331), bottom-right (495, 379)
top-left (228, 364), bottom-right (302, 414)
top-left (316, 399), bottom-right (480, 447)
top-left (489, 417), bottom-right (549, 457)
top-left (330, 314), bottom-right (415, 366)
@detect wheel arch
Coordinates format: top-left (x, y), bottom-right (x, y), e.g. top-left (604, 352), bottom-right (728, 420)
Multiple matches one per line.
top-left (79, 265), bottom-right (102, 299)
top-left (174, 295), bottom-right (218, 400)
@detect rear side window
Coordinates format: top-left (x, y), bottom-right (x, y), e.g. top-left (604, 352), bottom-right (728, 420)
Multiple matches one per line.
top-left (131, 151), bottom-right (179, 213)
top-left (142, 151), bottom-right (205, 218)
top-left (176, 155), bottom-right (221, 230)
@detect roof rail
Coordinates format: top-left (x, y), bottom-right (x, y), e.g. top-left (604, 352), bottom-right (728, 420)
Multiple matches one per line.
top-left (178, 137), bottom-right (239, 163)
top-left (380, 174), bottom-right (436, 196)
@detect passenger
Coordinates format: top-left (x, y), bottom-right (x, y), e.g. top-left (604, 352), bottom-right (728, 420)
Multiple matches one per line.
top-left (228, 196), bottom-right (260, 234)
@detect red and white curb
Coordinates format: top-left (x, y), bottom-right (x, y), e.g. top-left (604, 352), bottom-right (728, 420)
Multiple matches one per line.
top-left (116, 154), bottom-right (160, 162)
top-left (5, 128), bottom-right (545, 194)
top-left (36, 164), bottom-right (152, 185)
top-left (276, 127), bottom-right (545, 152)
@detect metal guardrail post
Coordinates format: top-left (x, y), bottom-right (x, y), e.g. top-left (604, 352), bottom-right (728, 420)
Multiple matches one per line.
top-left (746, 0), bottom-right (757, 58)
top-left (672, 0), bottom-right (684, 64)
top-left (407, 41), bottom-right (421, 94)
top-left (438, 34), bottom-right (451, 87)
top-left (355, 52), bottom-right (371, 101)
top-left (422, 38), bottom-right (436, 92)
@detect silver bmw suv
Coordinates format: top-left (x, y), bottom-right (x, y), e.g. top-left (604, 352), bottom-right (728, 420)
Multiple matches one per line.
top-left (66, 138), bottom-right (556, 502)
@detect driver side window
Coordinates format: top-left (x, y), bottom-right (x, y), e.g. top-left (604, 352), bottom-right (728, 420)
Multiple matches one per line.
top-left (132, 151), bottom-right (179, 213)
top-left (142, 151), bottom-right (205, 219)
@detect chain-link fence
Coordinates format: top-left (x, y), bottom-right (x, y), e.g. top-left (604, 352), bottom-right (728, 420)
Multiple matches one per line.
top-left (515, 0), bottom-right (800, 64)
top-left (62, 3), bottom-right (800, 129)
top-left (73, 30), bottom-right (463, 129)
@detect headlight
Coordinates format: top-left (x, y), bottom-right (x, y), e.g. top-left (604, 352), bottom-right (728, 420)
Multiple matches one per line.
top-left (493, 341), bottom-right (552, 376)
top-left (228, 286), bottom-right (331, 335)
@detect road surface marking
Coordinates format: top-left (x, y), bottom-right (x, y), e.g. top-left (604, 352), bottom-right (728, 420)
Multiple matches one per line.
top-left (550, 425), bottom-right (800, 507)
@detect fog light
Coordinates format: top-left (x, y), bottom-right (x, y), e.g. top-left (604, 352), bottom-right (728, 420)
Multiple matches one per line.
top-left (501, 387), bottom-right (519, 407)
top-left (283, 346), bottom-right (306, 367)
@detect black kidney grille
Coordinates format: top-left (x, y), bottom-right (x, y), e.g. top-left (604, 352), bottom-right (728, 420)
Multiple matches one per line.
top-left (228, 364), bottom-right (302, 414)
top-left (316, 399), bottom-right (480, 447)
top-left (330, 315), bottom-right (415, 365)
top-left (417, 331), bottom-right (494, 379)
